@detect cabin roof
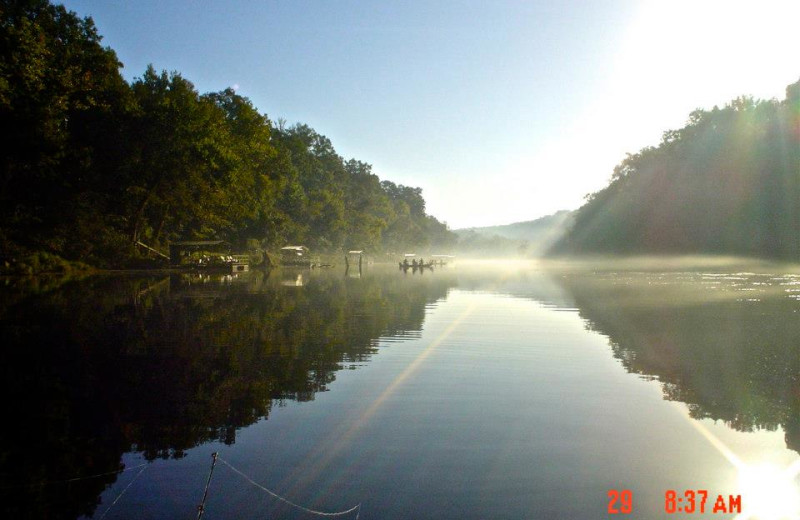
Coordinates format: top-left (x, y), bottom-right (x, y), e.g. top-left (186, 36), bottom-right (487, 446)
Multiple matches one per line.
top-left (347, 250), bottom-right (364, 254)
top-left (280, 245), bottom-right (309, 251)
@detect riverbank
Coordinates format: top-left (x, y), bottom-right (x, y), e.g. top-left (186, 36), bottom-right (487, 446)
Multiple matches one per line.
top-left (0, 246), bottom-right (350, 277)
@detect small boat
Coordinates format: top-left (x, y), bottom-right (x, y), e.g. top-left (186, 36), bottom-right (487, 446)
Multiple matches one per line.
top-left (398, 261), bottom-right (435, 271)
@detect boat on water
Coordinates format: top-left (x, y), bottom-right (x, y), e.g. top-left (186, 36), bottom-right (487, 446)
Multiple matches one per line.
top-left (399, 262), bottom-right (434, 270)
top-left (398, 260), bottom-right (434, 271)
top-left (398, 252), bottom-right (435, 271)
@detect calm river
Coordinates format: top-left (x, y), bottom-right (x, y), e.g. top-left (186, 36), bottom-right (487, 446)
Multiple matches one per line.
top-left (2, 259), bottom-right (800, 519)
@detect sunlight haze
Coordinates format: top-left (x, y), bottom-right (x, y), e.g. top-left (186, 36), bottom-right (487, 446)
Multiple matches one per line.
top-left (62, 0), bottom-right (800, 228)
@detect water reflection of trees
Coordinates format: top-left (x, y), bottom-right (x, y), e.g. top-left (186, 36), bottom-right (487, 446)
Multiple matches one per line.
top-left (558, 272), bottom-right (800, 453)
top-left (0, 267), bottom-right (455, 519)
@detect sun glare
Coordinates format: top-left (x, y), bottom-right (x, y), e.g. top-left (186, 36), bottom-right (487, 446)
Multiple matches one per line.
top-left (616, 1), bottom-right (800, 101)
top-left (735, 463), bottom-right (800, 520)
top-left (679, 406), bottom-right (800, 520)
top-left (592, 0), bottom-right (800, 176)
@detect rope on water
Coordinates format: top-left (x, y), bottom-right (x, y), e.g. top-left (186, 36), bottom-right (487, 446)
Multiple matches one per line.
top-left (98, 463), bottom-right (148, 520)
top-left (217, 456), bottom-right (361, 518)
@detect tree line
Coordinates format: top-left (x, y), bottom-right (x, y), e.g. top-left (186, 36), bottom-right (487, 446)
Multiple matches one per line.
top-left (0, 0), bottom-right (456, 271)
top-left (553, 79), bottom-right (800, 258)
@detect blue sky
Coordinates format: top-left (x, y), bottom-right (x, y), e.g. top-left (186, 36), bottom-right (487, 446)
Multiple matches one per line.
top-left (62, 0), bottom-right (800, 228)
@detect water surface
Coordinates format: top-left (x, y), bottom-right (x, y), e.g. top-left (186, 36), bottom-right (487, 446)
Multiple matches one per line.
top-left (2, 260), bottom-right (799, 519)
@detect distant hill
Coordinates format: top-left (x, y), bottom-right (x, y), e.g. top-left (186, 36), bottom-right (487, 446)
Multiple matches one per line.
top-left (552, 79), bottom-right (800, 259)
top-left (454, 210), bottom-right (574, 256)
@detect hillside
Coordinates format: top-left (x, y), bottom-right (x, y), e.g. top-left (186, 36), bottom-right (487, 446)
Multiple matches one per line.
top-left (455, 210), bottom-right (574, 256)
top-left (552, 79), bottom-right (800, 259)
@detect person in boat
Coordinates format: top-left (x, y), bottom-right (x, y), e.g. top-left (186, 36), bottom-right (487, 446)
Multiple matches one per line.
top-left (419, 258), bottom-right (425, 266)
top-left (402, 258), bottom-right (409, 268)
top-left (412, 259), bottom-right (418, 267)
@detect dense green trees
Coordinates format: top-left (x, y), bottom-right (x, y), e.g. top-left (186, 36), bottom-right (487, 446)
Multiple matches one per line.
top-left (0, 0), bottom-right (455, 270)
top-left (554, 80), bottom-right (800, 258)
top-left (0, 0), bottom-right (128, 260)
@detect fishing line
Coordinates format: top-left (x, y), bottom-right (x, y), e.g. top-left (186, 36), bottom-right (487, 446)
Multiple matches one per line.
top-left (98, 464), bottom-right (148, 520)
top-left (0, 462), bottom-right (149, 491)
top-left (217, 456), bottom-right (361, 517)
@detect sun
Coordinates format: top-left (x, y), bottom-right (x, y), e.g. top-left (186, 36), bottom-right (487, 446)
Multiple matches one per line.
top-left (734, 463), bottom-right (800, 520)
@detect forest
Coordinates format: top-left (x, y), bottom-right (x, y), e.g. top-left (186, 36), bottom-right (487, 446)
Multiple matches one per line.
top-left (0, 0), bottom-right (456, 273)
top-left (552, 79), bottom-right (800, 258)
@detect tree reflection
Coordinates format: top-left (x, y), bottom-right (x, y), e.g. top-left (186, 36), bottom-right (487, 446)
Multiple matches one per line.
top-left (558, 271), bottom-right (800, 453)
top-left (0, 267), bottom-right (455, 519)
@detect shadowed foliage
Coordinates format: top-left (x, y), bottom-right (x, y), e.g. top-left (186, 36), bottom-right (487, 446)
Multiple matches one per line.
top-left (553, 80), bottom-right (800, 259)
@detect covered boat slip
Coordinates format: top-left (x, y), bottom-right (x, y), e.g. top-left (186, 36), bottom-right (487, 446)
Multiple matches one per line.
top-left (345, 250), bottom-right (364, 270)
top-left (168, 241), bottom-right (249, 273)
top-left (279, 245), bottom-right (321, 267)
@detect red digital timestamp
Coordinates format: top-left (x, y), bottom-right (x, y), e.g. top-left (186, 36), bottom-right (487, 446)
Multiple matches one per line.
top-left (607, 489), bottom-right (743, 515)
top-left (664, 490), bottom-right (741, 515)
